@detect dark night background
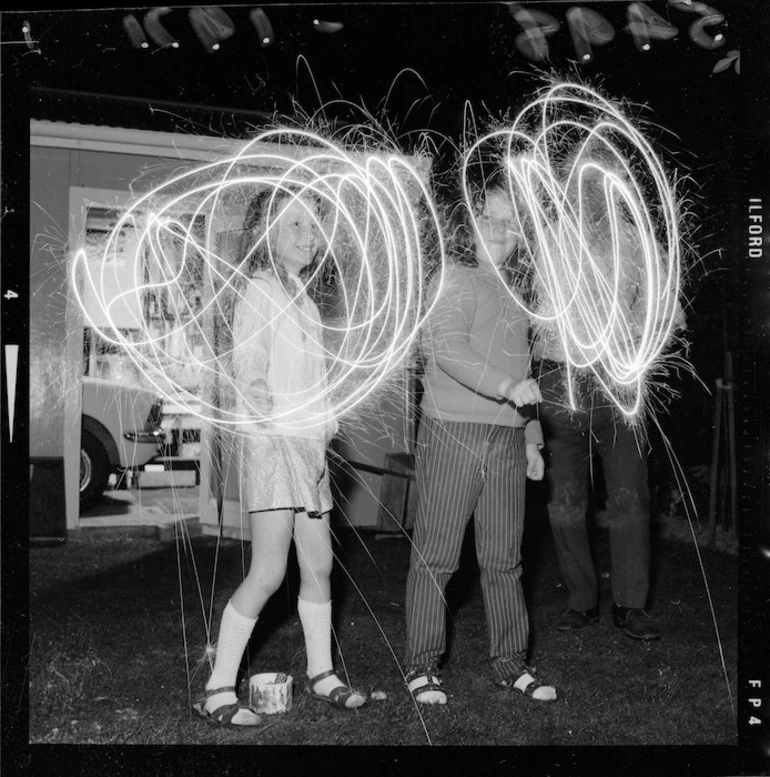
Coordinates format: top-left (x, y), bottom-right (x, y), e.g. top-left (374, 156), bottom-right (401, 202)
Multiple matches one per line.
top-left (1, 1), bottom-right (769, 773)
top-left (6, 3), bottom-right (756, 455)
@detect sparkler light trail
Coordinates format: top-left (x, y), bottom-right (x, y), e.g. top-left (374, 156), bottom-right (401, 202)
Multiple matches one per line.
top-left (71, 127), bottom-right (445, 434)
top-left (462, 80), bottom-right (687, 420)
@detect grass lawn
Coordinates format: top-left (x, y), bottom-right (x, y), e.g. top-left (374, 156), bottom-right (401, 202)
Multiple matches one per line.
top-left (23, 501), bottom-right (740, 770)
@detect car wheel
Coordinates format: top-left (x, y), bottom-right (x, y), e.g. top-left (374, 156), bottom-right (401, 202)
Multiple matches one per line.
top-left (80, 430), bottom-right (111, 512)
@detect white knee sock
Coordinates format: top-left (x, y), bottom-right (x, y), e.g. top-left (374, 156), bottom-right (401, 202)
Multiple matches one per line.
top-left (205, 600), bottom-right (257, 712)
top-left (297, 597), bottom-right (333, 679)
top-left (297, 597), bottom-right (365, 708)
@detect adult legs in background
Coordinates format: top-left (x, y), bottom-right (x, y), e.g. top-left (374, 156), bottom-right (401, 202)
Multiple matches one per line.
top-left (536, 367), bottom-right (596, 616)
top-left (593, 414), bottom-right (651, 610)
top-left (593, 413), bottom-right (660, 640)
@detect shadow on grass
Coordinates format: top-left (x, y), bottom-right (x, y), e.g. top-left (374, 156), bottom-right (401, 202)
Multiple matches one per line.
top-left (28, 504), bottom-right (738, 749)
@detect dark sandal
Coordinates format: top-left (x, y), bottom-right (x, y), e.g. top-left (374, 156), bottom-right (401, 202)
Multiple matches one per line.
top-left (491, 660), bottom-right (557, 702)
top-left (406, 669), bottom-right (447, 705)
top-left (306, 669), bottom-right (366, 710)
top-left (192, 685), bottom-right (262, 726)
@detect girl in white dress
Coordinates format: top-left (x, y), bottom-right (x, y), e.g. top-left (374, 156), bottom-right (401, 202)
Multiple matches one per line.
top-left (195, 187), bottom-right (366, 726)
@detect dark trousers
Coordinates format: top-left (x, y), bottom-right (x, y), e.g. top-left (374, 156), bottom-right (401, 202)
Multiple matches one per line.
top-left (536, 362), bottom-right (651, 612)
top-left (405, 415), bottom-right (529, 669)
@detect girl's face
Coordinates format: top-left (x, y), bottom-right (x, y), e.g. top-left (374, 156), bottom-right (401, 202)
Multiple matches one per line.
top-left (473, 189), bottom-right (518, 269)
top-left (271, 195), bottom-right (320, 275)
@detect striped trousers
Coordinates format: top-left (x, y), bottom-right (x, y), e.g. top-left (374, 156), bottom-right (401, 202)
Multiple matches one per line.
top-left (404, 415), bottom-right (529, 669)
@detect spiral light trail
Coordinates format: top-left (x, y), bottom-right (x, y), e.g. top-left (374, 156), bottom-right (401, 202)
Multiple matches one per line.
top-left (71, 127), bottom-right (444, 432)
top-left (462, 82), bottom-right (684, 419)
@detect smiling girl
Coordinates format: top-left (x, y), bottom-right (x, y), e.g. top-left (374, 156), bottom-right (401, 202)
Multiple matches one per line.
top-left (194, 187), bottom-right (366, 726)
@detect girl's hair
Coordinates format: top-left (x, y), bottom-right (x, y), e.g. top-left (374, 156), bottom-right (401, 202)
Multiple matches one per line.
top-left (235, 187), bottom-right (322, 294)
top-left (220, 186), bottom-right (324, 334)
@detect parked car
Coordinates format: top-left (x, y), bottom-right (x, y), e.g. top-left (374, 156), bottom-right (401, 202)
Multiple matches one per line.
top-left (80, 376), bottom-right (164, 511)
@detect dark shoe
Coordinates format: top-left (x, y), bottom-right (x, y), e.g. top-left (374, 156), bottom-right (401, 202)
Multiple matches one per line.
top-left (555, 606), bottom-right (600, 632)
top-left (612, 604), bottom-right (661, 641)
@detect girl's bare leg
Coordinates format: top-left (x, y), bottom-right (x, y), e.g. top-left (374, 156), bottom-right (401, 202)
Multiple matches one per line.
top-left (293, 509), bottom-right (333, 603)
top-left (231, 509), bottom-right (295, 617)
top-left (204, 509), bottom-right (294, 722)
top-left (294, 512), bottom-right (365, 708)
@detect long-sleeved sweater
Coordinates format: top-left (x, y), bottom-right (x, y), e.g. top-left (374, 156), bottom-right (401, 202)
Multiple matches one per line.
top-left (419, 263), bottom-right (543, 447)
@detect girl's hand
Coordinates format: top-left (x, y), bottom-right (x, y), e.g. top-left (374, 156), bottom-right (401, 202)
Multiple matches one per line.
top-left (507, 378), bottom-right (543, 407)
top-left (248, 378), bottom-right (273, 415)
top-left (326, 417), bottom-right (339, 446)
top-left (526, 443), bottom-right (545, 481)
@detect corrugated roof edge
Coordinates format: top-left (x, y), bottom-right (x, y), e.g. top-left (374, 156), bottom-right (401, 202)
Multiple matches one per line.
top-left (30, 118), bottom-right (434, 176)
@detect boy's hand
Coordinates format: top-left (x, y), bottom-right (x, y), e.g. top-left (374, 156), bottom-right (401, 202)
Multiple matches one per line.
top-left (526, 443), bottom-right (545, 481)
top-left (507, 378), bottom-right (543, 407)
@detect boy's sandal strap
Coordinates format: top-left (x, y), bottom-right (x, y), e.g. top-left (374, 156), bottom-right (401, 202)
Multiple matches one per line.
top-left (495, 665), bottom-right (556, 701)
top-left (407, 672), bottom-right (445, 699)
top-left (517, 672), bottom-right (549, 697)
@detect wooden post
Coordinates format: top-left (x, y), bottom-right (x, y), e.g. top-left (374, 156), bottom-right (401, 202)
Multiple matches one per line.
top-left (708, 379), bottom-right (723, 544)
top-left (708, 351), bottom-right (738, 542)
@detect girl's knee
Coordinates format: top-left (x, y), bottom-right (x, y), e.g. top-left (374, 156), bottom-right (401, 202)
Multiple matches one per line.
top-left (244, 566), bottom-right (286, 598)
top-left (305, 556), bottom-right (333, 582)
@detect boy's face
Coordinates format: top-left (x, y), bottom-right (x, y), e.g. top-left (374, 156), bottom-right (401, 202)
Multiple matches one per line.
top-left (473, 189), bottom-right (518, 268)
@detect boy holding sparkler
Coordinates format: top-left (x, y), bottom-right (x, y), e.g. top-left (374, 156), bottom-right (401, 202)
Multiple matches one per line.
top-left (403, 181), bottom-right (557, 705)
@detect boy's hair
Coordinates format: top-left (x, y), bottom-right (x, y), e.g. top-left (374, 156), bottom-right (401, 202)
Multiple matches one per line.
top-left (447, 181), bottom-right (527, 288)
top-left (562, 140), bottom-right (638, 229)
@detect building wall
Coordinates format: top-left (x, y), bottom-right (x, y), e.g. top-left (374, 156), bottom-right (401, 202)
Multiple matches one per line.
top-left (29, 140), bottom-right (193, 531)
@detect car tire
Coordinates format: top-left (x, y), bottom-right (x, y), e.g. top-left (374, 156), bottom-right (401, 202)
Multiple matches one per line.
top-left (80, 430), bottom-right (111, 512)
